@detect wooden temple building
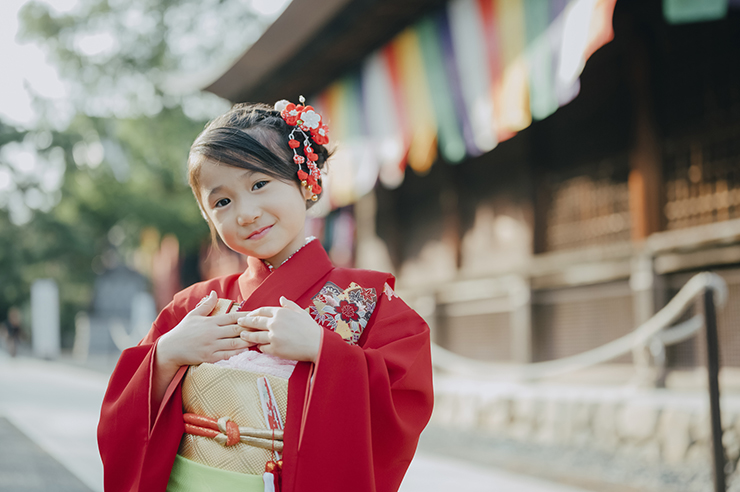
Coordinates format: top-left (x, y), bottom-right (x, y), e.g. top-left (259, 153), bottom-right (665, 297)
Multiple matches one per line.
top-left (203, 0), bottom-right (740, 379)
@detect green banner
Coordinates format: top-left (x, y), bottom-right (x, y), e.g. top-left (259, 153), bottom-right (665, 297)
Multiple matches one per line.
top-left (663, 0), bottom-right (728, 24)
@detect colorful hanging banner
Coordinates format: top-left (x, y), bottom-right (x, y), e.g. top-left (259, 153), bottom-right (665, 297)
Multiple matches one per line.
top-left (447, 0), bottom-right (498, 153)
top-left (311, 0), bottom-right (617, 206)
top-left (394, 27), bottom-right (438, 174)
top-left (436, 10), bottom-right (479, 157)
top-left (361, 51), bottom-right (406, 188)
top-left (524, 0), bottom-right (558, 121)
top-left (477, 0), bottom-right (515, 143)
top-left (417, 15), bottom-right (467, 164)
top-left (495, 0), bottom-right (532, 134)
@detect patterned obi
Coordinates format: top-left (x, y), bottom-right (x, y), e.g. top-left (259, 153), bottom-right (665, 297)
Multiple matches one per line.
top-left (178, 353), bottom-right (294, 475)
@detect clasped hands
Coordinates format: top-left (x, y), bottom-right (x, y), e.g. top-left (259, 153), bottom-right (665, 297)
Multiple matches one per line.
top-left (238, 295), bottom-right (322, 362)
top-left (156, 291), bottom-right (322, 371)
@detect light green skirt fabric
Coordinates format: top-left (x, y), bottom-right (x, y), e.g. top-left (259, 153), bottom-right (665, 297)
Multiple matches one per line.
top-left (166, 454), bottom-right (264, 492)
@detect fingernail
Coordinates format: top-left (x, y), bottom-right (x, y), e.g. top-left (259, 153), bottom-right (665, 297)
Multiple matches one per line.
top-left (237, 317), bottom-right (246, 324)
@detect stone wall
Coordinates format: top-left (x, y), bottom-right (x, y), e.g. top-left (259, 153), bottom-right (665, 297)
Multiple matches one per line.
top-left (432, 375), bottom-right (740, 489)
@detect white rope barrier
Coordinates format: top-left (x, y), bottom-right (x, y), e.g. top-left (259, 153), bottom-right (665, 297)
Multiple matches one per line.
top-left (431, 272), bottom-right (728, 382)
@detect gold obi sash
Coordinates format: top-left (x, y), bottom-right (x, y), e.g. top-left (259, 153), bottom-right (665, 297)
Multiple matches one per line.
top-left (178, 362), bottom-right (289, 475)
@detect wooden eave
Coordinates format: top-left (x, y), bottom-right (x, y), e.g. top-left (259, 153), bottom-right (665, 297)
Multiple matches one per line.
top-left (205, 0), bottom-right (447, 103)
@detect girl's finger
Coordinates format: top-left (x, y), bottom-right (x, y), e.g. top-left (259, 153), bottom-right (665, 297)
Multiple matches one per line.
top-left (215, 336), bottom-right (252, 352)
top-left (218, 324), bottom-right (262, 343)
top-left (279, 296), bottom-right (303, 312)
top-left (240, 330), bottom-right (271, 345)
top-left (191, 291), bottom-right (217, 315)
top-left (258, 343), bottom-right (275, 357)
top-left (210, 311), bottom-right (250, 326)
top-left (219, 323), bottom-right (248, 339)
top-left (213, 348), bottom-right (250, 362)
top-left (238, 315), bottom-right (270, 331)
top-left (245, 306), bottom-right (279, 318)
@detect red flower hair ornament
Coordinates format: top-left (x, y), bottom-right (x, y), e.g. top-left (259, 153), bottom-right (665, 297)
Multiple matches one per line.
top-left (275, 97), bottom-right (329, 200)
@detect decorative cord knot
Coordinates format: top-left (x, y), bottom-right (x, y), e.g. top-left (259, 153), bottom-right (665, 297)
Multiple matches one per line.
top-left (183, 412), bottom-right (284, 452)
top-left (217, 416), bottom-right (241, 446)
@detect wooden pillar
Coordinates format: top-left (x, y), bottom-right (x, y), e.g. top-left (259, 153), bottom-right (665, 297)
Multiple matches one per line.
top-left (440, 188), bottom-right (462, 269)
top-left (439, 160), bottom-right (463, 270)
top-left (626, 25), bottom-right (664, 386)
top-left (509, 274), bottom-right (533, 364)
top-left (627, 35), bottom-right (663, 241)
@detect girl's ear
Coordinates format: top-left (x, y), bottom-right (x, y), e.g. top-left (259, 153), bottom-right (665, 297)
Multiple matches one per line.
top-left (300, 184), bottom-right (314, 202)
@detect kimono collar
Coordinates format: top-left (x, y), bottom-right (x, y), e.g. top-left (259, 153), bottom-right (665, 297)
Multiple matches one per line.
top-left (237, 239), bottom-right (333, 310)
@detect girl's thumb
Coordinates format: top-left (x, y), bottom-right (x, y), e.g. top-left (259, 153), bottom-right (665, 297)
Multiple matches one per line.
top-left (194, 291), bottom-right (217, 312)
top-left (279, 296), bottom-right (302, 312)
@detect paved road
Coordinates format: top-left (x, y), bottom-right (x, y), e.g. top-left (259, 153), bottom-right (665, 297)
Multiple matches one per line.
top-left (0, 417), bottom-right (92, 492)
top-left (0, 353), bottom-right (592, 492)
top-left (0, 355), bottom-right (105, 491)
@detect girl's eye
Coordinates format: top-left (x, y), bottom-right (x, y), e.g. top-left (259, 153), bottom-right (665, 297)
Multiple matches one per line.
top-left (214, 198), bottom-right (230, 208)
top-left (252, 180), bottom-right (268, 191)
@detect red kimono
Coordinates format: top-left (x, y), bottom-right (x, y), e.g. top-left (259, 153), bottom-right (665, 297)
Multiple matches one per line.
top-left (98, 240), bottom-right (434, 492)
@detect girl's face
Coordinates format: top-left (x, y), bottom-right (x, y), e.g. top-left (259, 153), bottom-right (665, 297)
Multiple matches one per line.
top-left (197, 160), bottom-right (312, 267)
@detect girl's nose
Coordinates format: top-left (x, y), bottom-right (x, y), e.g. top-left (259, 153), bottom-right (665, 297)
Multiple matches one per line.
top-left (237, 209), bottom-right (260, 226)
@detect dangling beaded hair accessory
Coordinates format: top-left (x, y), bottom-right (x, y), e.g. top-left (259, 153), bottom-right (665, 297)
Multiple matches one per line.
top-left (274, 96), bottom-right (329, 202)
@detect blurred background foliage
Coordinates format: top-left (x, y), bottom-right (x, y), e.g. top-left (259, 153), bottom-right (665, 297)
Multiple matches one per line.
top-left (0, 0), bottom-right (282, 343)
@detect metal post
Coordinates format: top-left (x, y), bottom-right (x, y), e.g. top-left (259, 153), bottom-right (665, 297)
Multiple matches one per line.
top-left (704, 288), bottom-right (726, 492)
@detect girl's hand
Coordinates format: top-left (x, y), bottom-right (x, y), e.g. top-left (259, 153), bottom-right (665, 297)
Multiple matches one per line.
top-left (238, 296), bottom-right (322, 362)
top-left (156, 291), bottom-right (254, 370)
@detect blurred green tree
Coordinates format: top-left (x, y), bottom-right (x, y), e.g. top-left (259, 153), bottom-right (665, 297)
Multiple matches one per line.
top-left (0, 0), bottom-right (279, 344)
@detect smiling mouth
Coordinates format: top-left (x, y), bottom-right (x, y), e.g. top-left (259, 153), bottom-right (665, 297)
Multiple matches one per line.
top-left (247, 225), bottom-right (272, 240)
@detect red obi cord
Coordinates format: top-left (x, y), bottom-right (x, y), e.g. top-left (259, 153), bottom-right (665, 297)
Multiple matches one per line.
top-left (183, 413), bottom-right (240, 446)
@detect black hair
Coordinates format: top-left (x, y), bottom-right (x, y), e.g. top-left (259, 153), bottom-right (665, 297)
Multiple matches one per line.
top-left (187, 102), bottom-right (331, 243)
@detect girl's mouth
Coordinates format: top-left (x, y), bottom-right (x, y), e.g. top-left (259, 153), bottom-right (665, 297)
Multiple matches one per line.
top-left (247, 225), bottom-right (272, 240)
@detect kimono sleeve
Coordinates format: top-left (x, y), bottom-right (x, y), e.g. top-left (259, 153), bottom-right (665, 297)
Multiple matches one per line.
top-left (284, 275), bottom-right (434, 492)
top-left (96, 299), bottom-right (185, 492)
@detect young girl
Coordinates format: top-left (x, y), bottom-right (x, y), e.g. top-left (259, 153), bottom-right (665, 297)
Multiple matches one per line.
top-left (97, 101), bottom-right (434, 492)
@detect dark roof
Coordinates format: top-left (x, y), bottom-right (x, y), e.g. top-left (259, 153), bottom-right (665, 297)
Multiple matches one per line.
top-left (205, 0), bottom-right (447, 103)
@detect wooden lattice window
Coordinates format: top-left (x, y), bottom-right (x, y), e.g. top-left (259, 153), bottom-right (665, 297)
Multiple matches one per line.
top-left (438, 311), bottom-right (511, 362)
top-left (664, 128), bottom-right (740, 230)
top-left (532, 281), bottom-right (635, 363)
top-left (542, 158), bottom-right (632, 252)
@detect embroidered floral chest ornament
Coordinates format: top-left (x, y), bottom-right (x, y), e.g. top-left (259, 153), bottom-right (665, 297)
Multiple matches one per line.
top-left (274, 97), bottom-right (329, 201)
